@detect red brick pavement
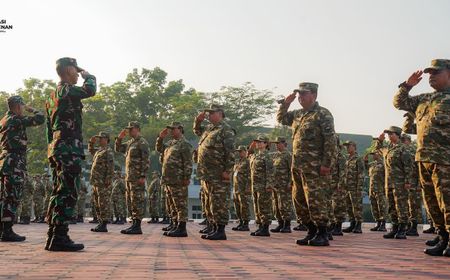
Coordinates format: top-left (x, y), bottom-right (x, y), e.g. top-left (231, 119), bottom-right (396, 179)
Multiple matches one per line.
top-left (0, 221), bottom-right (448, 279)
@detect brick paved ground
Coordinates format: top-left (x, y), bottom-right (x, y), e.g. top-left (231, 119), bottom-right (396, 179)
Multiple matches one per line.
top-left (0, 221), bottom-right (448, 279)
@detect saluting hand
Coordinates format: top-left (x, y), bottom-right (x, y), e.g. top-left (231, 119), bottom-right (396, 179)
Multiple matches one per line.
top-left (378, 133), bottom-right (385, 141)
top-left (159, 128), bottom-right (169, 139)
top-left (118, 129), bottom-right (127, 139)
top-left (196, 111), bottom-right (206, 123)
top-left (406, 70), bottom-right (423, 87)
top-left (89, 136), bottom-right (97, 143)
top-left (284, 92), bottom-right (297, 104)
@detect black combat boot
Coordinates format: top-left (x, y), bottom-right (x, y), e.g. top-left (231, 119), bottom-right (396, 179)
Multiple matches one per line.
top-left (342, 220), bottom-right (356, 233)
top-left (91, 221), bottom-right (108, 232)
top-left (18, 216), bottom-right (31, 225)
top-left (31, 216), bottom-right (39, 223)
top-left (112, 217), bottom-right (119, 224)
top-left (328, 229), bottom-right (334, 241)
top-left (1, 222), bottom-right (26, 242)
top-left (352, 221), bottom-right (362, 234)
top-left (164, 221), bottom-right (178, 236)
top-left (37, 216), bottom-right (46, 223)
top-left (280, 220), bottom-right (292, 233)
top-left (270, 220), bottom-right (284, 233)
top-left (199, 218), bottom-right (207, 225)
top-left (238, 220), bottom-right (250, 231)
top-left (232, 220), bottom-right (243, 231)
top-left (370, 221), bottom-right (381, 231)
top-left (163, 219), bottom-right (175, 231)
top-left (378, 220), bottom-right (387, 232)
top-left (423, 221), bottom-right (435, 234)
top-left (255, 223), bottom-right (270, 237)
top-left (424, 229), bottom-right (449, 256)
top-left (122, 219), bottom-right (142, 234)
top-left (161, 217), bottom-right (170, 224)
top-left (426, 235), bottom-right (441, 246)
top-left (406, 221), bottom-right (419, 236)
top-left (293, 223), bottom-right (308, 231)
top-left (199, 221), bottom-right (211, 234)
top-left (44, 224), bottom-right (54, 250)
top-left (89, 217), bottom-right (98, 224)
top-left (250, 223), bottom-right (262, 236)
top-left (331, 222), bottom-right (343, 236)
top-left (383, 224), bottom-right (399, 239)
top-left (48, 224), bottom-right (84, 252)
top-left (167, 221), bottom-right (188, 237)
top-left (394, 223), bottom-right (407, 239)
top-left (207, 224), bottom-right (227, 240)
top-left (117, 217), bottom-right (126, 225)
top-left (443, 242), bottom-right (450, 257)
top-left (309, 225), bottom-right (330, 246)
top-left (201, 224), bottom-right (217, 239)
top-left (77, 215), bottom-right (84, 223)
top-left (296, 222), bottom-right (317, 246)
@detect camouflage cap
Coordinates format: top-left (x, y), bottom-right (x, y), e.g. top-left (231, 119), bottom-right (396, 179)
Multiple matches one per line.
top-left (7, 95), bottom-right (25, 106)
top-left (235, 145), bottom-right (247, 151)
top-left (254, 134), bottom-right (269, 142)
top-left (342, 140), bottom-right (357, 147)
top-left (204, 104), bottom-right (224, 113)
top-left (384, 126), bottom-right (402, 136)
top-left (424, 59), bottom-right (450, 74)
top-left (126, 121), bottom-right (140, 129)
top-left (294, 82), bottom-right (319, 93)
top-left (400, 133), bottom-right (411, 140)
top-left (56, 57), bottom-right (84, 72)
top-left (272, 136), bottom-right (287, 143)
top-left (94, 131), bottom-right (110, 139)
top-left (166, 121), bottom-right (184, 129)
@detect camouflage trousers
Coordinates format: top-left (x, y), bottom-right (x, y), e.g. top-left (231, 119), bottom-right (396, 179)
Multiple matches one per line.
top-left (17, 186), bottom-right (33, 218)
top-left (125, 181), bottom-right (145, 220)
top-left (300, 167), bottom-right (330, 227)
top-left (74, 191), bottom-right (86, 217)
top-left (165, 185), bottom-right (177, 221)
top-left (204, 180), bottom-right (230, 225)
top-left (160, 189), bottom-right (168, 218)
top-left (90, 193), bottom-right (98, 219)
top-left (167, 184), bottom-right (188, 222)
top-left (419, 162), bottom-right (450, 231)
top-left (47, 155), bottom-right (81, 225)
top-left (345, 185), bottom-right (363, 222)
top-left (272, 187), bottom-right (292, 222)
top-left (201, 180), bottom-right (213, 222)
top-left (386, 183), bottom-right (409, 225)
top-left (252, 189), bottom-right (273, 225)
top-left (330, 184), bottom-right (347, 224)
top-left (33, 194), bottom-right (44, 219)
top-left (369, 182), bottom-right (387, 221)
top-left (92, 184), bottom-right (112, 223)
top-left (0, 175), bottom-right (24, 222)
top-left (233, 192), bottom-right (250, 222)
top-left (292, 167), bottom-right (310, 225)
top-left (111, 190), bottom-right (126, 219)
top-left (43, 191), bottom-right (51, 218)
top-left (200, 187), bottom-right (207, 219)
top-left (408, 184), bottom-right (422, 223)
top-left (148, 196), bottom-right (160, 218)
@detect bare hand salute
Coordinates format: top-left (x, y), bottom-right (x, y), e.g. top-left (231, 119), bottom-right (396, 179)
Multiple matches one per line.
top-left (406, 70), bottom-right (423, 87)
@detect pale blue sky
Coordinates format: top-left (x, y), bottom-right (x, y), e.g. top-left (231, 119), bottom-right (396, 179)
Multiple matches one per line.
top-left (1, 0), bottom-right (449, 136)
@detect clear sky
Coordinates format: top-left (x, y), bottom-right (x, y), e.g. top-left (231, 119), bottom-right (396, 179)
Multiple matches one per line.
top-left (1, 0), bottom-right (449, 136)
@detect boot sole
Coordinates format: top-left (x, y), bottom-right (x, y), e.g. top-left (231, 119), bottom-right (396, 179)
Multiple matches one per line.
top-left (1, 238), bottom-right (26, 242)
top-left (48, 246), bottom-right (84, 252)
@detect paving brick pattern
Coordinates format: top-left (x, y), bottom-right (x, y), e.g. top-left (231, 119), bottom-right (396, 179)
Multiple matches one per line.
top-left (0, 222), bottom-right (448, 279)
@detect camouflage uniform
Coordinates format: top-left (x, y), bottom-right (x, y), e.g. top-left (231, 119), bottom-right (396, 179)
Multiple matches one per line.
top-left (74, 180), bottom-right (87, 219)
top-left (156, 132), bottom-right (193, 223)
top-left (330, 149), bottom-right (347, 224)
top-left (160, 182), bottom-right (168, 220)
top-left (403, 143), bottom-right (422, 224)
top-left (17, 176), bottom-right (34, 221)
top-left (0, 101), bottom-right (44, 223)
top-left (115, 124), bottom-right (150, 221)
top-left (367, 155), bottom-right (387, 222)
top-left (42, 175), bottom-right (52, 219)
top-left (111, 174), bottom-right (126, 219)
top-left (271, 148), bottom-right (293, 223)
top-left (233, 149), bottom-right (251, 223)
top-left (343, 151), bottom-right (365, 223)
top-left (88, 134), bottom-right (114, 223)
top-left (32, 176), bottom-right (46, 220)
top-left (147, 176), bottom-right (161, 219)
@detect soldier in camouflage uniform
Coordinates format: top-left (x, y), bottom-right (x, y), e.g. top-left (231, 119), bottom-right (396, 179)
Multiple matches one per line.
top-left (88, 131), bottom-right (114, 232)
top-left (232, 145), bottom-right (251, 232)
top-left (270, 137), bottom-right (293, 233)
top-left (248, 134), bottom-right (274, 237)
top-left (401, 133), bottom-right (422, 236)
top-left (194, 104), bottom-right (236, 241)
top-left (277, 82), bottom-right (337, 246)
top-left (45, 57), bottom-right (95, 251)
top-left (42, 173), bottom-right (52, 223)
top-left (17, 175), bottom-right (33, 224)
top-left (147, 171), bottom-right (161, 223)
top-left (89, 189), bottom-right (99, 224)
top-left (115, 121), bottom-right (150, 234)
top-left (330, 140), bottom-right (348, 236)
top-left (111, 166), bottom-right (126, 224)
top-left (156, 122), bottom-right (193, 237)
top-left (0, 96), bottom-right (44, 241)
top-left (393, 59), bottom-right (450, 256)
top-left (375, 126), bottom-right (413, 239)
top-left (364, 151), bottom-right (387, 232)
top-left (31, 175), bottom-right (46, 223)
top-left (74, 179), bottom-right (87, 223)
top-left (342, 141), bottom-right (365, 234)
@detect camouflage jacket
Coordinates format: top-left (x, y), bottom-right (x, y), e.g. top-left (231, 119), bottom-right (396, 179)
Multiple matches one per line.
top-left (115, 136), bottom-right (150, 182)
top-left (393, 86), bottom-right (450, 165)
top-left (88, 143), bottom-right (114, 186)
top-left (193, 119), bottom-right (236, 182)
top-left (277, 101), bottom-right (337, 171)
top-left (0, 109), bottom-right (44, 179)
top-left (249, 149), bottom-right (274, 192)
top-left (233, 157), bottom-right (250, 194)
top-left (331, 150), bottom-right (347, 189)
top-left (376, 140), bottom-right (413, 186)
top-left (147, 178), bottom-right (161, 200)
top-left (271, 150), bottom-right (292, 188)
top-left (112, 176), bottom-right (126, 197)
top-left (344, 153), bottom-right (365, 191)
top-left (46, 76), bottom-right (96, 158)
top-left (156, 136), bottom-right (193, 185)
top-left (367, 158), bottom-right (385, 191)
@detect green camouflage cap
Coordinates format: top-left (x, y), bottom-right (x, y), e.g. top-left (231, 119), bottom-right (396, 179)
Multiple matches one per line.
top-left (94, 131), bottom-right (110, 139)
top-left (400, 133), bottom-right (411, 140)
top-left (384, 126), bottom-right (402, 136)
top-left (235, 145), bottom-right (247, 151)
top-left (56, 57), bottom-right (84, 72)
top-left (254, 134), bottom-right (269, 142)
top-left (294, 82), bottom-right (319, 93)
top-left (204, 104), bottom-right (224, 113)
top-left (424, 59), bottom-right (450, 74)
top-left (166, 121), bottom-right (184, 129)
top-left (126, 121), bottom-right (140, 129)
top-left (342, 140), bottom-right (357, 147)
top-left (7, 95), bottom-right (25, 106)
top-left (273, 136), bottom-right (287, 143)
